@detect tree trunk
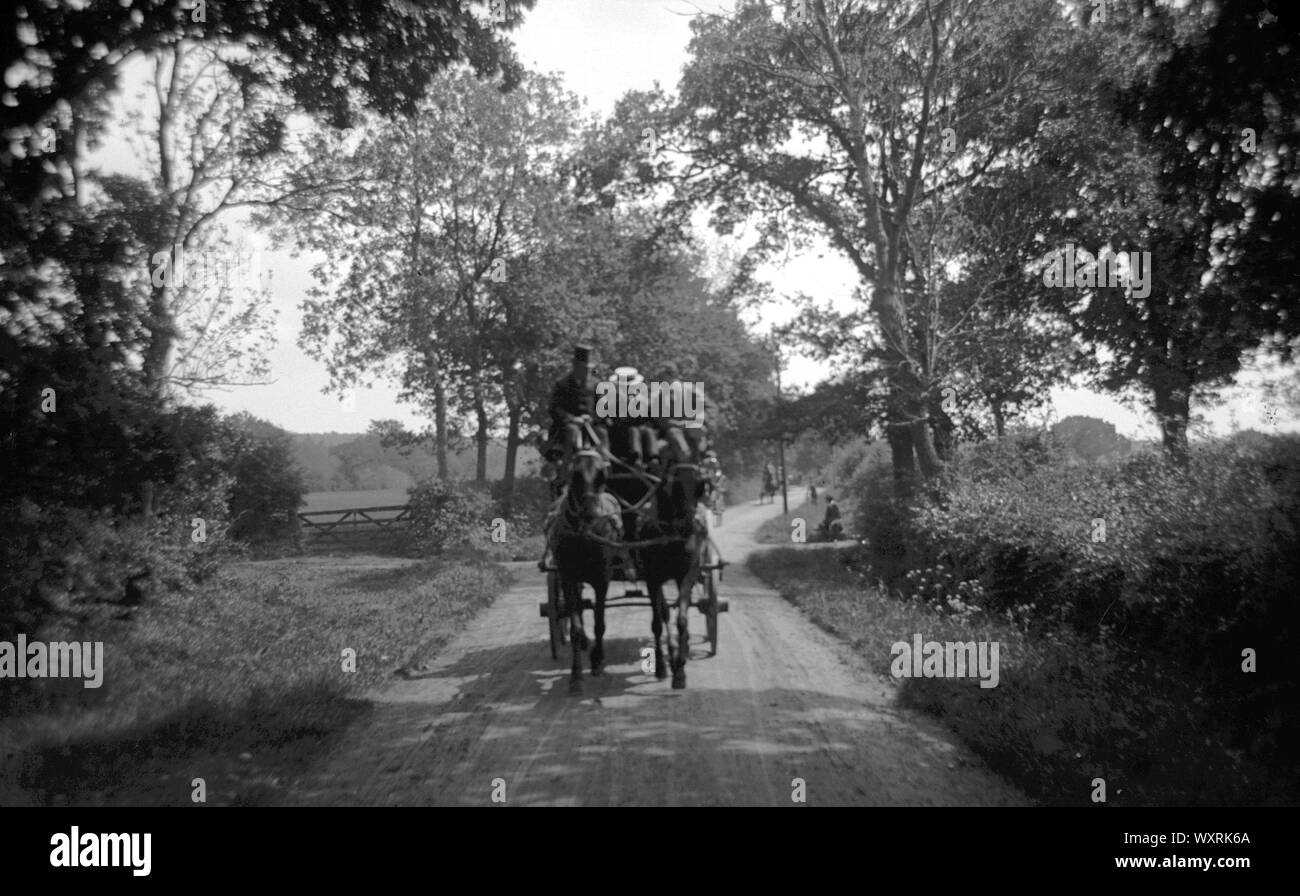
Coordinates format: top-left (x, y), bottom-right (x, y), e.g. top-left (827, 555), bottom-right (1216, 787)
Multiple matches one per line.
top-left (868, 272), bottom-right (945, 489)
top-left (887, 427), bottom-right (917, 496)
top-left (871, 279), bottom-right (921, 494)
top-left (503, 403), bottom-right (521, 514)
top-left (1153, 378), bottom-right (1191, 465)
top-left (886, 389), bottom-right (918, 498)
top-left (930, 404), bottom-right (956, 462)
top-left (911, 419), bottom-right (941, 478)
top-left (434, 374), bottom-right (449, 479)
top-left (143, 278), bottom-right (176, 396)
top-left (473, 386), bottom-right (489, 483)
top-left (990, 398), bottom-right (1006, 439)
top-left (148, 48), bottom-right (177, 400)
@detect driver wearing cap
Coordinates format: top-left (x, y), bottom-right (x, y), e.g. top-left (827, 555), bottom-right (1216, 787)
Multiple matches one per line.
top-left (548, 344), bottom-right (607, 464)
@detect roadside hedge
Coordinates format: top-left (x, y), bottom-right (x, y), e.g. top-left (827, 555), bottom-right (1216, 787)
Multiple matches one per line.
top-left (850, 432), bottom-right (1300, 757)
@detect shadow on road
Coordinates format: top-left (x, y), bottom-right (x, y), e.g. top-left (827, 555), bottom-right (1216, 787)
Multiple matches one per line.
top-left (284, 633), bottom-right (1005, 806)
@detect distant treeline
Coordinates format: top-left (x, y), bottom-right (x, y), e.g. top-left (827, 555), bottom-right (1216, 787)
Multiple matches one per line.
top-left (291, 432), bottom-right (529, 493)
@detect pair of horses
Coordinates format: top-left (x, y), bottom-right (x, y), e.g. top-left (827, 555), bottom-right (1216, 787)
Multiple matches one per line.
top-left (551, 449), bottom-right (705, 694)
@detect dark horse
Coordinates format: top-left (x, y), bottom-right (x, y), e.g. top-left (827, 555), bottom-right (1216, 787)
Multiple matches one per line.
top-left (552, 449), bottom-right (620, 694)
top-left (638, 462), bottom-right (705, 689)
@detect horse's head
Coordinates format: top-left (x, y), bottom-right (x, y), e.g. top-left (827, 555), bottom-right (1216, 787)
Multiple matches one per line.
top-left (566, 449), bottom-right (609, 524)
top-left (659, 462), bottom-right (702, 535)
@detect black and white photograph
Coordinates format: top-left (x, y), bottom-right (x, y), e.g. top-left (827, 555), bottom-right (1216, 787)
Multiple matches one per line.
top-left (1, 0), bottom-right (1295, 852)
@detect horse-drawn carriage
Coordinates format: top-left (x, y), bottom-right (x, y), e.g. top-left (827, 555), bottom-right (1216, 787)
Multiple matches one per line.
top-left (538, 421), bottom-right (728, 693)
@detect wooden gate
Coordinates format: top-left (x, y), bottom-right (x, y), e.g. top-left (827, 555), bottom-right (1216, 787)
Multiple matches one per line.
top-left (296, 505), bottom-right (411, 543)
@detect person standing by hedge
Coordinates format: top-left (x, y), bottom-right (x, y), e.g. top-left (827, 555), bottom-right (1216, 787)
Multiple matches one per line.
top-left (820, 495), bottom-right (843, 541)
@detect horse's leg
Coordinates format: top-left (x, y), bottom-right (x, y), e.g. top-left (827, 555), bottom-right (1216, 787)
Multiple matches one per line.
top-left (671, 569), bottom-right (693, 690)
top-left (568, 576), bottom-right (589, 651)
top-left (649, 578), bottom-right (668, 680)
top-left (567, 578), bottom-right (586, 694)
top-left (590, 576), bottom-right (607, 675)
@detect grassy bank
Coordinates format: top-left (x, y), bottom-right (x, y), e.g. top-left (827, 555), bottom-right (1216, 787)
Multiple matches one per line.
top-left (752, 495), bottom-right (855, 544)
top-left (749, 546), bottom-right (1291, 806)
top-left (0, 555), bottom-right (511, 806)
top-left (752, 499), bottom-right (815, 544)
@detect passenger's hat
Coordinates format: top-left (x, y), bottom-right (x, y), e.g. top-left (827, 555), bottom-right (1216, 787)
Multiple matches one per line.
top-left (573, 344), bottom-right (591, 364)
top-left (610, 366), bottom-right (644, 386)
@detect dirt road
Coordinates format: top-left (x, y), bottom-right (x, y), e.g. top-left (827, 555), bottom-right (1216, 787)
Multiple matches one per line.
top-left (288, 501), bottom-right (1026, 806)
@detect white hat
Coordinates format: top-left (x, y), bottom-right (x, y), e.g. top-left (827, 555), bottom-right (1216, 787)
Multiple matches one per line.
top-left (609, 366), bottom-right (644, 386)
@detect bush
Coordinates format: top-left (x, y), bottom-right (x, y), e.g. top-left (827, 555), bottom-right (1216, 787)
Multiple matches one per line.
top-left (848, 448), bottom-right (912, 574)
top-left (0, 501), bottom-right (204, 638)
top-left (904, 437), bottom-right (1300, 657)
top-left (829, 439), bottom-right (872, 485)
top-left (0, 402), bottom-right (243, 634)
top-left (489, 475), bottom-right (552, 538)
top-left (407, 478), bottom-right (493, 554)
top-left (848, 431), bottom-right (1300, 765)
top-left (151, 405), bottom-right (237, 576)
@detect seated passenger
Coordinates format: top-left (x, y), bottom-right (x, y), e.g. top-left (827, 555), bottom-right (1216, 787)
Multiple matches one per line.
top-left (602, 366), bottom-right (658, 470)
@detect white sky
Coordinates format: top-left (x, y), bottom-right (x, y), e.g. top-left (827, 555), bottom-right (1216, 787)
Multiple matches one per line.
top-left (89, 0), bottom-right (1297, 441)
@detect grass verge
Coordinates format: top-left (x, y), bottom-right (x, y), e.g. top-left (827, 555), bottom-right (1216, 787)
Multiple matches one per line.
top-left (749, 546), bottom-right (1290, 806)
top-left (752, 495), bottom-right (856, 544)
top-left (0, 555), bottom-right (511, 806)
top-left (752, 500), bottom-right (815, 544)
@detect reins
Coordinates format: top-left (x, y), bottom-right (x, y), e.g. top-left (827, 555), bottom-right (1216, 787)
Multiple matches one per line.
top-left (553, 442), bottom-right (709, 552)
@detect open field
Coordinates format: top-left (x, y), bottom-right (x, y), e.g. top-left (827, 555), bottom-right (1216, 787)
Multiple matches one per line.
top-left (302, 489), bottom-right (409, 514)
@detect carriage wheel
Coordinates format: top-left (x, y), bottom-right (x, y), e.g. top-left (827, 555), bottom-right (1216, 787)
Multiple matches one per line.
top-left (547, 571), bottom-right (564, 660)
top-left (704, 569), bottom-right (720, 655)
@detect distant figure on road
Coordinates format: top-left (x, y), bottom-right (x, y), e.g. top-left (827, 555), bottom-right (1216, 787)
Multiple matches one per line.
top-left (760, 462), bottom-right (777, 504)
top-left (701, 449), bottom-right (726, 524)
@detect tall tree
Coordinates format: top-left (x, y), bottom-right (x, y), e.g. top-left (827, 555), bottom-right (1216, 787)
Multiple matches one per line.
top-left (919, 176), bottom-right (1080, 444)
top-left (1112, 0), bottom-right (1300, 458)
top-left (288, 70), bottom-right (603, 490)
top-left (98, 41), bottom-right (294, 395)
top-left (660, 0), bottom-right (1077, 489)
top-left (2, 0), bottom-right (535, 405)
top-left (1013, 0), bottom-right (1300, 460)
top-left (2, 0), bottom-right (537, 515)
